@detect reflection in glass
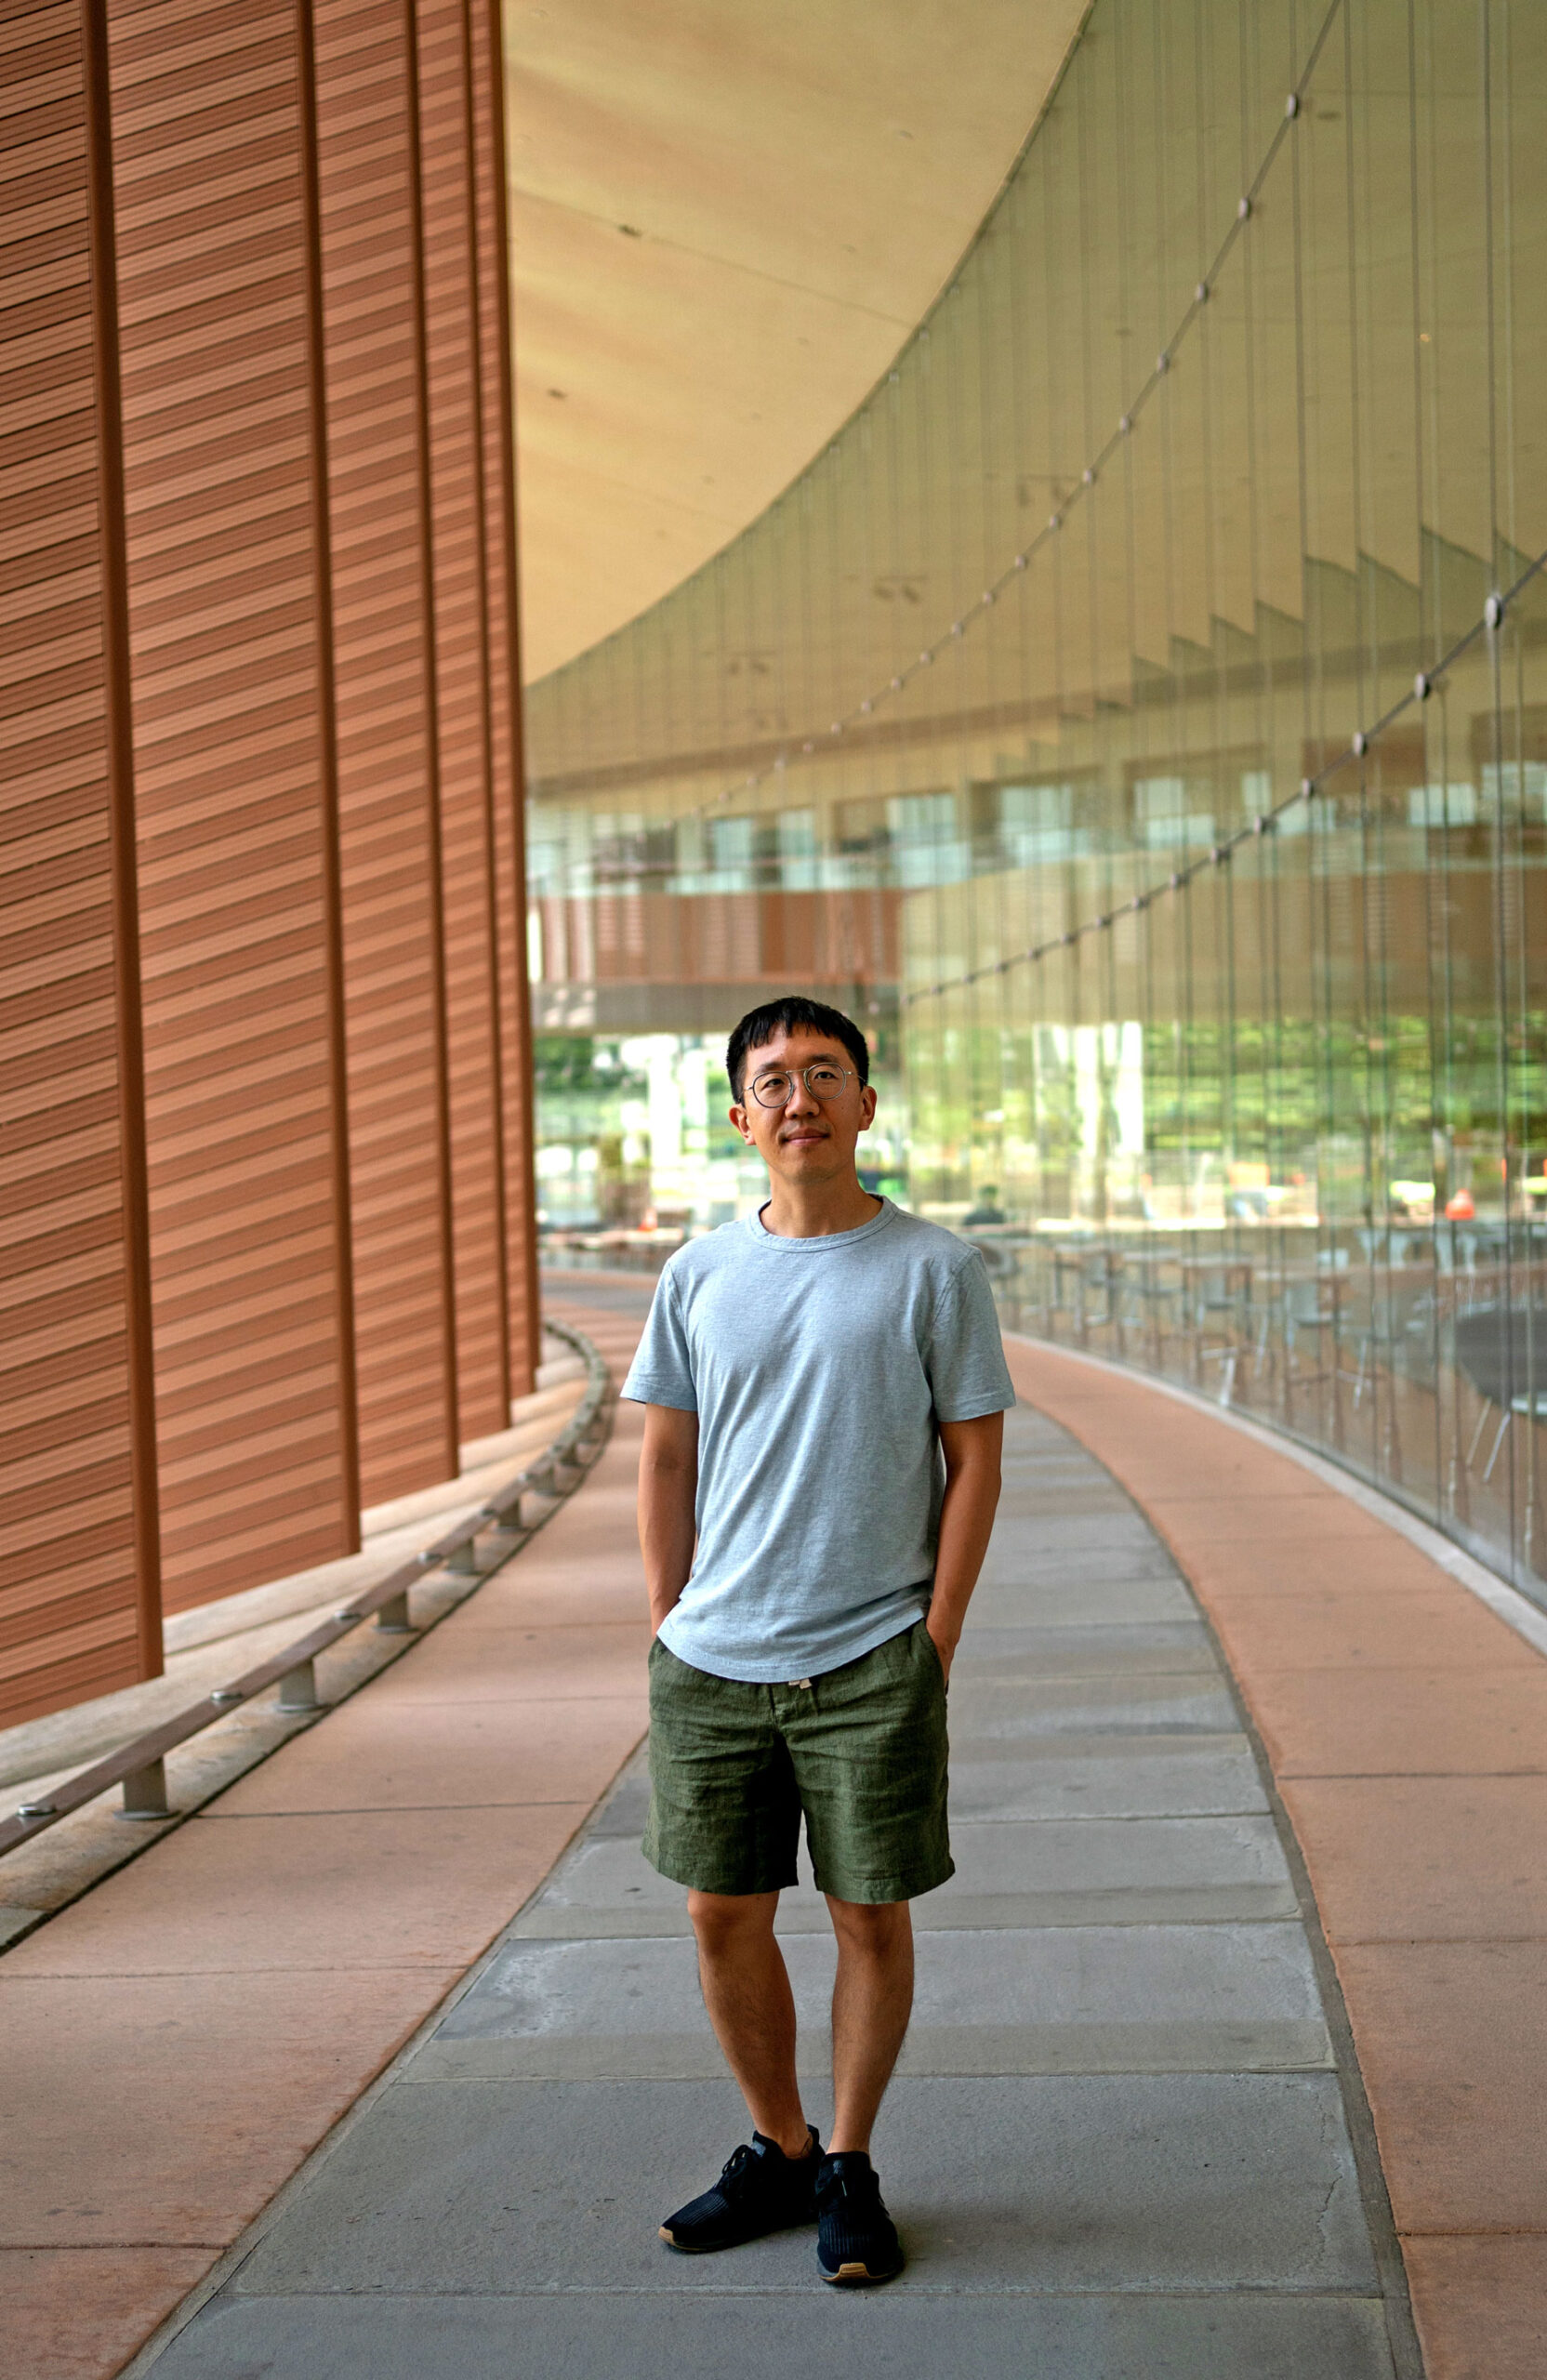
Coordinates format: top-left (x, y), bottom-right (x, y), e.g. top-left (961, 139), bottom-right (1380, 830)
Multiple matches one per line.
top-left (523, 0), bottom-right (1547, 1605)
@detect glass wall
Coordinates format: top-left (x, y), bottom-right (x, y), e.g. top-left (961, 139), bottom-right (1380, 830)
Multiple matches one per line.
top-left (523, 0), bottom-right (1547, 1600)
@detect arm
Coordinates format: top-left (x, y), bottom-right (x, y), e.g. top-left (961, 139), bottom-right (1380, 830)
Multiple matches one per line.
top-left (638, 1401), bottom-right (699, 1634)
top-left (926, 1409), bottom-right (1004, 1684)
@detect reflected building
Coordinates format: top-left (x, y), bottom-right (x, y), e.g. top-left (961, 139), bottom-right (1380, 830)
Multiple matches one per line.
top-left (524, 0), bottom-right (1547, 1597)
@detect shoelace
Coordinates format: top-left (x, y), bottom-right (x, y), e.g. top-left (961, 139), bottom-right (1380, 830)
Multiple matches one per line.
top-left (716, 2143), bottom-right (762, 2200)
top-left (817, 2162), bottom-right (879, 2211)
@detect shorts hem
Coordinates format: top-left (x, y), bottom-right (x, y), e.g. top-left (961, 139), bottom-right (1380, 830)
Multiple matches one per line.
top-left (810, 1854), bottom-right (956, 1906)
top-left (642, 1839), bottom-right (799, 1897)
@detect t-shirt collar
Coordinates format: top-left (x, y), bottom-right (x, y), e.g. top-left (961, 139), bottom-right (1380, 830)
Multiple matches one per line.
top-left (743, 1194), bottom-right (897, 1251)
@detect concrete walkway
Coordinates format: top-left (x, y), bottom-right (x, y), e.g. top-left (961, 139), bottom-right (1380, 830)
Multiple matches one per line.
top-left (139, 1320), bottom-right (1416, 2377)
top-left (3, 1295), bottom-right (651, 2380)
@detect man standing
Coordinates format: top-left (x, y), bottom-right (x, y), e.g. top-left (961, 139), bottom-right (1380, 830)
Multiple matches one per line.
top-left (622, 995), bottom-right (1012, 2286)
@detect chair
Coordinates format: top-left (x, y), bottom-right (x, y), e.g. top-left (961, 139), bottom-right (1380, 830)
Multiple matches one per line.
top-left (1451, 1305), bottom-right (1547, 1483)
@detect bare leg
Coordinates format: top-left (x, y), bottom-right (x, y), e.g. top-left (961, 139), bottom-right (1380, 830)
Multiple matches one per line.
top-left (826, 1896), bottom-right (914, 2154)
top-left (688, 1888), bottom-right (811, 2157)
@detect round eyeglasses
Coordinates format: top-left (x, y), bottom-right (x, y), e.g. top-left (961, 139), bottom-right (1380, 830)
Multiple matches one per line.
top-left (747, 1061), bottom-right (857, 1109)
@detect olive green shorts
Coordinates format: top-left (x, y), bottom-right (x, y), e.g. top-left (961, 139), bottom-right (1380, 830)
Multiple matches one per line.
top-left (642, 1619), bottom-right (953, 1905)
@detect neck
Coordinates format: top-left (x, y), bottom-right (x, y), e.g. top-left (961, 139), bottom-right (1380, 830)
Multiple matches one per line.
top-left (760, 1172), bottom-right (882, 1239)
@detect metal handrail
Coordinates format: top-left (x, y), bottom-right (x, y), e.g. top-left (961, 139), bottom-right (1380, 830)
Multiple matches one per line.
top-left (0, 1317), bottom-right (614, 1858)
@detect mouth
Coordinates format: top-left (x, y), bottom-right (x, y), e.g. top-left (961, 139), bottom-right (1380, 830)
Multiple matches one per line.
top-left (780, 1127), bottom-right (828, 1147)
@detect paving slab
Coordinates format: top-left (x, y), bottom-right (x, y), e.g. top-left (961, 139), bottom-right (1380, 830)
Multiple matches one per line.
top-left (947, 1742), bottom-right (1269, 1819)
top-left (205, 1694), bottom-right (649, 1815)
top-left (6, 2250), bottom-right (218, 2380)
top-left (949, 1623), bottom-right (1218, 1679)
top-left (1401, 2234), bottom-right (1547, 2380)
top-left (0, 1966), bottom-right (464, 2247)
top-left (971, 1545), bottom-right (1183, 1586)
top-left (1330, 1938), bottom-right (1547, 2232)
top-left (1278, 1774), bottom-right (1547, 1940)
top-left (1242, 1664), bottom-right (1547, 1778)
top-left (149, 2288), bottom-right (1398, 2380)
top-left (4, 1804), bottom-right (594, 1977)
top-left (973, 1512), bottom-right (1163, 1555)
top-left (225, 2073), bottom-right (1374, 2296)
top-left (1144, 1496), bottom-right (1395, 1549)
top-left (358, 1620), bottom-right (649, 1705)
top-left (945, 1673), bottom-right (1242, 1733)
top-left (444, 1918), bottom-right (1324, 2047)
top-left (965, 1577), bottom-right (1202, 1627)
top-left (1209, 1587), bottom-right (1540, 1673)
top-left (508, 1812), bottom-right (1294, 1937)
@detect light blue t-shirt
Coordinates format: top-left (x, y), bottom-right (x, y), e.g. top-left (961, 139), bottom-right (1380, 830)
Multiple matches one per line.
top-left (621, 1197), bottom-right (1015, 1683)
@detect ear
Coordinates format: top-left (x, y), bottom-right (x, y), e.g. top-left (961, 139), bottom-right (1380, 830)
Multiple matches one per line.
top-left (858, 1082), bottom-right (879, 1132)
top-left (729, 1100), bottom-right (755, 1145)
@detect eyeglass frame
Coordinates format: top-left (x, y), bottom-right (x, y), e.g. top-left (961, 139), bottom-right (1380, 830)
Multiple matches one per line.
top-left (741, 1061), bottom-right (862, 1110)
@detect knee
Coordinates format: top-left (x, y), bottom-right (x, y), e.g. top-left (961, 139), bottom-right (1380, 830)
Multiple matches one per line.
top-left (688, 1888), bottom-right (779, 1957)
top-left (826, 1896), bottom-right (911, 1957)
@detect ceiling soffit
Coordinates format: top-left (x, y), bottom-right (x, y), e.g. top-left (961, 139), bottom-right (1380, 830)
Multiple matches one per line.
top-left (508, 1), bottom-right (1090, 680)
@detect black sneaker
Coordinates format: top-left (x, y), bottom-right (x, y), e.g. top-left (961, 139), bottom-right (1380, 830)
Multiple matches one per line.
top-left (659, 2126), bottom-right (822, 2253)
top-left (814, 2150), bottom-right (905, 2284)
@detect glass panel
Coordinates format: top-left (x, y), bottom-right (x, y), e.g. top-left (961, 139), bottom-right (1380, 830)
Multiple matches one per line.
top-left (522, 0), bottom-right (1547, 1606)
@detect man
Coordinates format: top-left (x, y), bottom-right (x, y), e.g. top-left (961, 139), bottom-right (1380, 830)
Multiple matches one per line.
top-left (621, 994), bottom-right (1012, 2286)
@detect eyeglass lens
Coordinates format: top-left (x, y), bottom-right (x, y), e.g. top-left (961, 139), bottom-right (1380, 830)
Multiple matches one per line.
top-left (751, 1064), bottom-right (849, 1107)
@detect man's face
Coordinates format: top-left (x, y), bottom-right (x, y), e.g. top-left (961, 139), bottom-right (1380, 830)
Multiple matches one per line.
top-left (730, 1028), bottom-right (877, 1186)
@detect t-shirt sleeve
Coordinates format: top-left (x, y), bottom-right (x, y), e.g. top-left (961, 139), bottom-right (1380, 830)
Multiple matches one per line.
top-left (620, 1266), bottom-right (698, 1409)
top-left (928, 1248), bottom-right (1017, 1421)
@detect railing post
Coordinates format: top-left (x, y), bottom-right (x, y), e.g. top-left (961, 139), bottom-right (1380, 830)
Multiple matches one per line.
top-left (120, 1759), bottom-right (169, 1819)
top-left (448, 1539), bottom-right (481, 1574)
top-left (278, 1659), bottom-right (319, 1712)
top-left (377, 1592), bottom-right (412, 1633)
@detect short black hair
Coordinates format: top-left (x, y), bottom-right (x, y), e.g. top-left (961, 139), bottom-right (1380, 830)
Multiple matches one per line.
top-left (726, 996), bottom-right (870, 1103)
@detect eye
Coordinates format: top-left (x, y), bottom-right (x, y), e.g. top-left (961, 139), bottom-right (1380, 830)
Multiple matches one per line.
top-left (810, 1066), bottom-right (843, 1091)
top-left (754, 1072), bottom-right (791, 1104)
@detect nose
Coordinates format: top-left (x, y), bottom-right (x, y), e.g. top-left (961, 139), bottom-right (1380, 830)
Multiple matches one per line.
top-left (784, 1073), bottom-right (821, 1117)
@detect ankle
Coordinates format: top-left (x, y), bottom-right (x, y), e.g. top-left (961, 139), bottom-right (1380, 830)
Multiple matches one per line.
top-left (768, 2122), bottom-right (814, 2161)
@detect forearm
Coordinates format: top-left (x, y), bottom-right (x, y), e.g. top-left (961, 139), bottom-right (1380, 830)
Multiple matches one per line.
top-left (926, 1412), bottom-right (1005, 1667)
top-left (641, 1477), bottom-right (696, 1633)
top-left (929, 1463), bottom-right (1000, 1646)
top-left (636, 1403), bottom-right (699, 1633)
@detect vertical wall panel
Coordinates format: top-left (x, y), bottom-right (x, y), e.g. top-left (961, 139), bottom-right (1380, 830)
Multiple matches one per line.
top-left (313, 0), bottom-right (457, 1501)
top-left (469, 0), bottom-right (537, 1397)
top-left (416, 0), bottom-right (509, 1440)
top-left (0, 0), bottom-right (159, 1724)
top-left (1, 0), bottom-right (539, 1717)
top-left (109, 0), bottom-right (358, 1611)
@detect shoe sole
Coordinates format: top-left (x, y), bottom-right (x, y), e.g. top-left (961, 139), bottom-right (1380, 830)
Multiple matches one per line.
top-left (819, 2257), bottom-right (904, 2285)
top-left (660, 2218), bottom-right (815, 2254)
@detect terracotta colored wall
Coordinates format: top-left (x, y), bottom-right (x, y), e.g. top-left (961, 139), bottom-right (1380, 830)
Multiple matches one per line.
top-left (109, 0), bottom-right (361, 1614)
top-left (469, 0), bottom-right (539, 1401)
top-left (313, 0), bottom-right (459, 1503)
top-left (0, 0), bottom-right (536, 1719)
top-left (0, 0), bottom-right (160, 1722)
top-left (416, 0), bottom-right (509, 1439)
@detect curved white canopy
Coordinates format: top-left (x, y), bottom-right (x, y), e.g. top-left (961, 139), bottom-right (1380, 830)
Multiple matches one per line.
top-left (508, 0), bottom-right (1088, 678)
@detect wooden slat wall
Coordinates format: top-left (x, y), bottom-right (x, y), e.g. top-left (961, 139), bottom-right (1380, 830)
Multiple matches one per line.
top-left (0, 0), bottom-right (160, 1725)
top-left (1, 0), bottom-right (537, 1722)
top-left (313, 0), bottom-right (458, 1502)
top-left (468, 0), bottom-right (537, 1399)
top-left (108, 0), bottom-right (359, 1612)
top-left (416, 0), bottom-right (509, 1443)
